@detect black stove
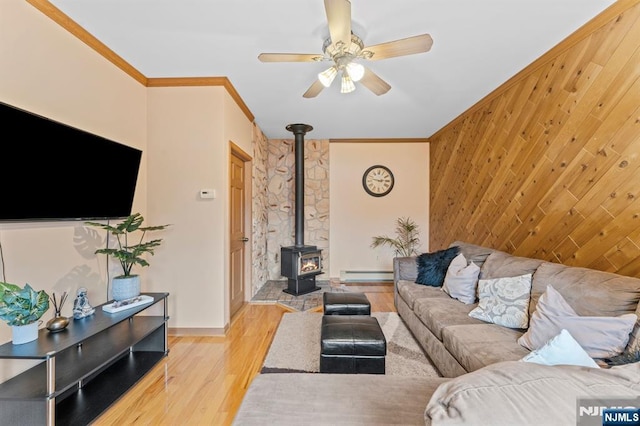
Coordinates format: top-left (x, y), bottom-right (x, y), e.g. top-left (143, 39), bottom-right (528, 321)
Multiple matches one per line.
top-left (279, 123), bottom-right (322, 295)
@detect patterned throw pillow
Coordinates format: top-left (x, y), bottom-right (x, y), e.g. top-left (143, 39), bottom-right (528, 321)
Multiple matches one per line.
top-left (415, 246), bottom-right (460, 287)
top-left (468, 274), bottom-right (532, 329)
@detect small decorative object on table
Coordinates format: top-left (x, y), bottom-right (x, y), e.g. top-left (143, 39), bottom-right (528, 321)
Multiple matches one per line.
top-left (0, 281), bottom-right (50, 344)
top-left (46, 291), bottom-right (70, 332)
top-left (102, 294), bottom-right (155, 313)
top-left (73, 287), bottom-right (95, 319)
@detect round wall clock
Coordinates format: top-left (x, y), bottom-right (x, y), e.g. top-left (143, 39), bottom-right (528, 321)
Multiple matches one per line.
top-left (362, 165), bottom-right (395, 197)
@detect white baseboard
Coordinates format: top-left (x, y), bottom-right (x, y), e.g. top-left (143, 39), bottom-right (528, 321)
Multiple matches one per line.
top-left (340, 270), bottom-right (393, 282)
top-left (168, 326), bottom-right (228, 336)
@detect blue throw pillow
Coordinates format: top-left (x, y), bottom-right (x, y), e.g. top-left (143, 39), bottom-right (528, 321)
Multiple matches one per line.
top-left (415, 246), bottom-right (460, 286)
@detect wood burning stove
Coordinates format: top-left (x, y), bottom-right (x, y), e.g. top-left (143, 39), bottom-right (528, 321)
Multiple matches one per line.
top-left (281, 246), bottom-right (322, 295)
top-left (280, 123), bottom-right (323, 295)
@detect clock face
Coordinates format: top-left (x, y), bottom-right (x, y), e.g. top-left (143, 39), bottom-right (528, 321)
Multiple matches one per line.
top-left (363, 165), bottom-right (394, 197)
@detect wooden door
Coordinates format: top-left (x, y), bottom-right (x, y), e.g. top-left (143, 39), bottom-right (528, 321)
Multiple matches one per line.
top-left (230, 145), bottom-right (251, 318)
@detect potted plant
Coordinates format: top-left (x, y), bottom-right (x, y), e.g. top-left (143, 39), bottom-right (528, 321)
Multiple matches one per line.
top-left (86, 213), bottom-right (170, 301)
top-left (371, 216), bottom-right (422, 257)
top-left (0, 281), bottom-right (50, 344)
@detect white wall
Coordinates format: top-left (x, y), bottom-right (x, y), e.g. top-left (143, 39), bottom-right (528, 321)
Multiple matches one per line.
top-left (0, 0), bottom-right (427, 345)
top-left (146, 87), bottom-right (253, 331)
top-left (0, 0), bottom-right (255, 349)
top-left (0, 0), bottom-right (147, 348)
top-left (329, 143), bottom-right (430, 278)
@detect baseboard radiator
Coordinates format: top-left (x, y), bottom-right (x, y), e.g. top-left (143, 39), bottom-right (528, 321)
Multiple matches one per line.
top-left (340, 270), bottom-right (393, 282)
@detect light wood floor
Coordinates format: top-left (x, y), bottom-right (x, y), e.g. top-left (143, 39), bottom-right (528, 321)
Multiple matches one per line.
top-left (93, 283), bottom-right (395, 425)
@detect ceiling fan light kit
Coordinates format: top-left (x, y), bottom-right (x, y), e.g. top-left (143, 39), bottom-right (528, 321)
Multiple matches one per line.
top-left (345, 62), bottom-right (364, 82)
top-left (340, 73), bottom-right (355, 93)
top-left (318, 66), bottom-right (338, 87)
top-left (258, 0), bottom-right (433, 98)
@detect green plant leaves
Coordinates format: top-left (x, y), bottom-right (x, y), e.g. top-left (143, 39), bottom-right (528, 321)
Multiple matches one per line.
top-left (86, 213), bottom-right (170, 277)
top-left (0, 281), bottom-right (21, 304)
top-left (371, 216), bottom-right (422, 257)
top-left (0, 282), bottom-right (50, 326)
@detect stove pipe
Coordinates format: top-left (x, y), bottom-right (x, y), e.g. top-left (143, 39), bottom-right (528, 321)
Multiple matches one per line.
top-left (286, 123), bottom-right (313, 247)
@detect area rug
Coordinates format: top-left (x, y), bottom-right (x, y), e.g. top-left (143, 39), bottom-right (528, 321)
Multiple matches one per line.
top-left (251, 280), bottom-right (349, 312)
top-left (262, 312), bottom-right (441, 377)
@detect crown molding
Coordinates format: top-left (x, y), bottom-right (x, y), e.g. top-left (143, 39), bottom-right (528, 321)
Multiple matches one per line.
top-left (27, 0), bottom-right (148, 85)
top-left (147, 77), bottom-right (255, 122)
top-left (26, 1), bottom-right (255, 123)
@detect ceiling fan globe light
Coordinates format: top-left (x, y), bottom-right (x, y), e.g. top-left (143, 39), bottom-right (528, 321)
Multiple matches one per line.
top-left (341, 73), bottom-right (356, 93)
top-left (346, 62), bottom-right (364, 82)
top-left (318, 66), bottom-right (338, 87)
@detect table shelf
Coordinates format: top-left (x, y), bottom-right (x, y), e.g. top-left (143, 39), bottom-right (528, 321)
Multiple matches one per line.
top-left (0, 292), bottom-right (169, 426)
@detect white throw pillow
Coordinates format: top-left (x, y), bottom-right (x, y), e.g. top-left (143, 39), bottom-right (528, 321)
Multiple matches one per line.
top-left (468, 274), bottom-right (532, 329)
top-left (442, 253), bottom-right (480, 304)
top-left (521, 329), bottom-right (599, 368)
top-left (518, 285), bottom-right (637, 359)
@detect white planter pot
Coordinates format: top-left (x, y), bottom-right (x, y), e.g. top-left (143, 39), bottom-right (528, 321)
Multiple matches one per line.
top-left (12, 321), bottom-right (40, 345)
top-left (112, 275), bottom-right (141, 301)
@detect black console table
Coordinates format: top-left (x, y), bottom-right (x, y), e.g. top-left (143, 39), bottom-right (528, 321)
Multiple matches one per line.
top-left (0, 292), bottom-right (169, 426)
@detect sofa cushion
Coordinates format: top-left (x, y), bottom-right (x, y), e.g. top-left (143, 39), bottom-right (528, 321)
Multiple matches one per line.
top-left (233, 373), bottom-right (449, 425)
top-left (441, 324), bottom-right (529, 372)
top-left (480, 250), bottom-right (544, 280)
top-left (442, 253), bottom-right (480, 304)
top-left (520, 329), bottom-right (600, 368)
top-left (414, 298), bottom-right (484, 340)
top-left (624, 302), bottom-right (640, 359)
top-left (397, 280), bottom-right (450, 310)
top-left (396, 296), bottom-right (469, 378)
top-left (518, 285), bottom-right (637, 359)
top-left (416, 246), bottom-right (460, 286)
top-left (448, 241), bottom-right (497, 270)
top-left (468, 273), bottom-right (532, 329)
top-left (424, 361), bottom-right (640, 426)
top-left (393, 256), bottom-right (419, 282)
top-left (528, 261), bottom-right (640, 320)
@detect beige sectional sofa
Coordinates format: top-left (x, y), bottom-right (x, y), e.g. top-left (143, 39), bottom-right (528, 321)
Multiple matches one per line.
top-left (394, 241), bottom-right (640, 378)
top-left (233, 241), bottom-right (640, 425)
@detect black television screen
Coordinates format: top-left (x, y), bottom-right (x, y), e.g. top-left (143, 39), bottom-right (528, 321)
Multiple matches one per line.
top-left (0, 101), bottom-right (142, 222)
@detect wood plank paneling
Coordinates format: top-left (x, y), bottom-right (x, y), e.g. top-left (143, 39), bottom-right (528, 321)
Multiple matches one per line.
top-left (430, 0), bottom-right (640, 278)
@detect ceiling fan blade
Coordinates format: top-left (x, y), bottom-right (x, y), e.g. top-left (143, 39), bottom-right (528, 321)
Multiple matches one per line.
top-left (258, 53), bottom-right (324, 62)
top-left (303, 80), bottom-right (325, 98)
top-left (364, 34), bottom-right (433, 60)
top-left (360, 67), bottom-right (391, 96)
top-left (324, 0), bottom-right (351, 49)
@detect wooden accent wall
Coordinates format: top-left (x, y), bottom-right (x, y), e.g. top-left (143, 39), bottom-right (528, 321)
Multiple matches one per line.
top-left (430, 0), bottom-right (640, 277)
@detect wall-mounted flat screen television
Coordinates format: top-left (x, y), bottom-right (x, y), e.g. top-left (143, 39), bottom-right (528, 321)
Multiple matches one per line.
top-left (0, 101), bottom-right (142, 222)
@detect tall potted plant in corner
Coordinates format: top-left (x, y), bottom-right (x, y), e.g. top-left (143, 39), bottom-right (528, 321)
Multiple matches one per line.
top-left (86, 213), bottom-right (170, 301)
top-left (0, 282), bottom-right (50, 344)
top-left (371, 216), bottom-right (422, 257)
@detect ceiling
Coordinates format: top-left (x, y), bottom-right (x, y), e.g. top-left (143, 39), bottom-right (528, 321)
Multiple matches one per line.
top-left (49, 0), bottom-right (616, 140)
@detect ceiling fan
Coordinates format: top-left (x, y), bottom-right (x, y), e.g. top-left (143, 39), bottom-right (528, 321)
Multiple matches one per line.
top-left (258, 0), bottom-right (433, 98)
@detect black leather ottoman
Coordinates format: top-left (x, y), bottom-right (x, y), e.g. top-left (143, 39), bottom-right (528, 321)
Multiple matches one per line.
top-left (320, 315), bottom-right (386, 374)
top-left (323, 292), bottom-right (371, 315)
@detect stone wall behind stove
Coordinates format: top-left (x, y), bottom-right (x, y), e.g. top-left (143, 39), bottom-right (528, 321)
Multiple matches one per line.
top-left (265, 138), bottom-right (330, 282)
top-left (251, 123), bottom-right (270, 296)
